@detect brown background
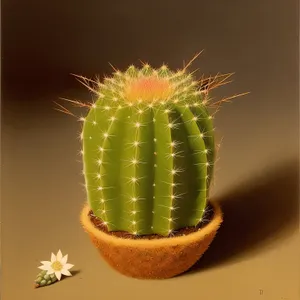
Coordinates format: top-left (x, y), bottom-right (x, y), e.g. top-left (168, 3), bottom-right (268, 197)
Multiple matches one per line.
top-left (1, 0), bottom-right (299, 299)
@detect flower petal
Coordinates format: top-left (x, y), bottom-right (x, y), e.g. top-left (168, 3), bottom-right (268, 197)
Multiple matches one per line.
top-left (38, 265), bottom-right (50, 271)
top-left (46, 269), bottom-right (55, 275)
top-left (61, 269), bottom-right (72, 276)
top-left (51, 253), bottom-right (56, 263)
top-left (61, 254), bottom-right (68, 264)
top-left (55, 271), bottom-right (62, 281)
top-left (40, 261), bottom-right (51, 266)
top-left (64, 263), bottom-right (74, 270)
top-left (56, 250), bottom-right (63, 261)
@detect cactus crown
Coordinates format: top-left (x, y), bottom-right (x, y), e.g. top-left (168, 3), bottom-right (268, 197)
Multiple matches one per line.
top-left (94, 64), bottom-right (204, 107)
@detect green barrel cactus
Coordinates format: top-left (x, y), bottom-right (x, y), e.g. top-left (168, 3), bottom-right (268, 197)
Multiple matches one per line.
top-left (81, 64), bottom-right (216, 236)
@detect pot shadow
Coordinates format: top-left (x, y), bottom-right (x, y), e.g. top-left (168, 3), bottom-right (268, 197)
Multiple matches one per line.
top-left (187, 158), bottom-right (299, 274)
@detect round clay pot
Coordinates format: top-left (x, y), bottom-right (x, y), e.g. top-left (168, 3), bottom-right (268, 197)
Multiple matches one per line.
top-left (80, 201), bottom-right (223, 279)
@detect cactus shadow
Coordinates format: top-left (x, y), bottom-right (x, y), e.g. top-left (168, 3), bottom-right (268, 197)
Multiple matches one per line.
top-left (61, 270), bottom-right (81, 281)
top-left (187, 158), bottom-right (299, 274)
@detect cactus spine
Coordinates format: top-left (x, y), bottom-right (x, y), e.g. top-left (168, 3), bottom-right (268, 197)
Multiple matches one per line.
top-left (81, 64), bottom-right (215, 236)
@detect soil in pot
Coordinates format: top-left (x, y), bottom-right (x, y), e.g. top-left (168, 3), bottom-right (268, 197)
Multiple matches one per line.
top-left (88, 203), bottom-right (214, 240)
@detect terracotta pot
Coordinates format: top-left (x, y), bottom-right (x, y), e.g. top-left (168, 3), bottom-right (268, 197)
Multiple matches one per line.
top-left (80, 201), bottom-right (223, 279)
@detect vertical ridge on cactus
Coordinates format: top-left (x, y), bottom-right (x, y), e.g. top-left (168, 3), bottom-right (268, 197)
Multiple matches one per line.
top-left (81, 64), bottom-right (216, 236)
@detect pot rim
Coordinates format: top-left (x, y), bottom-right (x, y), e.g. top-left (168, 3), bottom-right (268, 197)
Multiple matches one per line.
top-left (80, 200), bottom-right (223, 248)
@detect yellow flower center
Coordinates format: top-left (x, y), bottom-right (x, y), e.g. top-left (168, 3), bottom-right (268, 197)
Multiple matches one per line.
top-left (51, 261), bottom-right (63, 271)
top-left (124, 76), bottom-right (173, 103)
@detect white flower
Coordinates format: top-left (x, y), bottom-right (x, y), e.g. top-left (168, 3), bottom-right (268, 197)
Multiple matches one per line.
top-left (38, 250), bottom-right (74, 281)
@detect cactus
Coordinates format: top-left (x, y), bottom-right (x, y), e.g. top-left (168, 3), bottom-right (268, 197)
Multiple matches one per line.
top-left (34, 270), bottom-right (58, 288)
top-left (81, 64), bottom-right (216, 236)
